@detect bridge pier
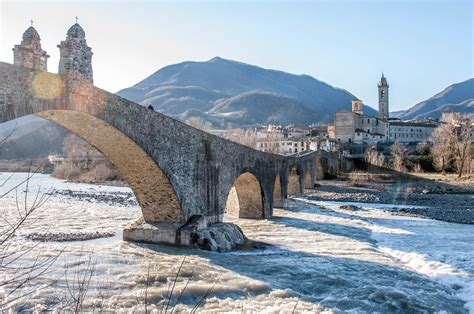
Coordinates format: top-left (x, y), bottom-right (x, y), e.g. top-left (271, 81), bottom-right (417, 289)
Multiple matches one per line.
top-left (123, 215), bottom-right (246, 252)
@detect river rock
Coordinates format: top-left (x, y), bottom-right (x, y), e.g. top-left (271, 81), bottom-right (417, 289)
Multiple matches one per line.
top-left (192, 223), bottom-right (246, 252)
top-left (339, 205), bottom-right (360, 211)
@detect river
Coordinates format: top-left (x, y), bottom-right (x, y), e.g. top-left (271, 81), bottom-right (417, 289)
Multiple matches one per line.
top-left (0, 173), bottom-right (473, 312)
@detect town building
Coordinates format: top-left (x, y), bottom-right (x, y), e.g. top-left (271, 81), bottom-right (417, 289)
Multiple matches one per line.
top-left (388, 119), bottom-right (438, 143)
top-left (256, 137), bottom-right (310, 155)
top-left (332, 81), bottom-right (389, 144)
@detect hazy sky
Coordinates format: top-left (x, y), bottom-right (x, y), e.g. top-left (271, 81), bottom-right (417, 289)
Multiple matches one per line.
top-left (0, 0), bottom-right (472, 111)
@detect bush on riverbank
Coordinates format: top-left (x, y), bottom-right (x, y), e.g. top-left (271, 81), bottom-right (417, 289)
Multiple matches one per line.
top-left (52, 160), bottom-right (120, 183)
top-left (51, 134), bottom-right (121, 183)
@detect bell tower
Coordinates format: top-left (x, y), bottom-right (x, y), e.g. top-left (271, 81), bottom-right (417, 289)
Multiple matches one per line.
top-left (58, 19), bottom-right (93, 82)
top-left (377, 73), bottom-right (389, 121)
top-left (12, 22), bottom-right (49, 71)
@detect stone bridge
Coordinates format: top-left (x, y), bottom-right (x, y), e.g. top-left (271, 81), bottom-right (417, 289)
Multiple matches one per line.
top-left (0, 23), bottom-right (351, 250)
top-left (0, 61), bottom-right (323, 249)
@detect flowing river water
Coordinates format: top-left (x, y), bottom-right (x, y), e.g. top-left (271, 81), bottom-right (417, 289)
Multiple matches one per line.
top-left (1, 173), bottom-right (473, 312)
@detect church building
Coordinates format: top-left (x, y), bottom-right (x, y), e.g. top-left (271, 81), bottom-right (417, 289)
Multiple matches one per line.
top-left (331, 74), bottom-right (390, 144)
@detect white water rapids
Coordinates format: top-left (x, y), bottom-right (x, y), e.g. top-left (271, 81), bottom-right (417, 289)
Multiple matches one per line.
top-left (1, 173), bottom-right (473, 312)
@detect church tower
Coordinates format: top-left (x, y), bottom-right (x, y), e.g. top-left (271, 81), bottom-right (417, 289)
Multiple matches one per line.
top-left (12, 24), bottom-right (49, 71)
top-left (377, 73), bottom-right (389, 121)
top-left (58, 21), bottom-right (93, 82)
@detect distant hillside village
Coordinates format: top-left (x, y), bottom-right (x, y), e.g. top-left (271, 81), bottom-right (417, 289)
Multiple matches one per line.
top-left (223, 74), bottom-right (472, 160)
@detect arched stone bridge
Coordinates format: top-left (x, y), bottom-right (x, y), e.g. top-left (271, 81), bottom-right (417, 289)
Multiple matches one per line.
top-left (0, 62), bottom-right (326, 247)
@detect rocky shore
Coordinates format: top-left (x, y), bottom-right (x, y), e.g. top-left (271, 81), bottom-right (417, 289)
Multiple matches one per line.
top-left (54, 189), bottom-right (138, 207)
top-left (25, 231), bottom-right (115, 242)
top-left (306, 179), bottom-right (474, 224)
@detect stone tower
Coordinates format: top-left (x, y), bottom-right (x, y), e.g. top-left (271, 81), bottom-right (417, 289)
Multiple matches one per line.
top-left (352, 99), bottom-right (364, 115)
top-left (58, 22), bottom-right (93, 82)
top-left (12, 25), bottom-right (49, 71)
top-left (377, 73), bottom-right (389, 121)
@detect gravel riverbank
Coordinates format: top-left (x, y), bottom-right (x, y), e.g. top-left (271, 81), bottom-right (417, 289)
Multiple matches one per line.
top-left (306, 179), bottom-right (474, 224)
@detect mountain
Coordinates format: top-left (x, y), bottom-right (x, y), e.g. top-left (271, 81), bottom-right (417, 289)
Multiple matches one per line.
top-left (117, 57), bottom-right (376, 126)
top-left (0, 116), bottom-right (48, 141)
top-left (398, 78), bottom-right (474, 120)
top-left (0, 120), bottom-right (67, 160)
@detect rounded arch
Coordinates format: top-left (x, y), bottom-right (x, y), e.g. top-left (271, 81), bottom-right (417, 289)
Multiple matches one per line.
top-left (225, 172), bottom-right (265, 219)
top-left (36, 110), bottom-right (184, 223)
top-left (305, 170), bottom-right (313, 189)
top-left (287, 166), bottom-right (301, 196)
top-left (273, 175), bottom-right (283, 208)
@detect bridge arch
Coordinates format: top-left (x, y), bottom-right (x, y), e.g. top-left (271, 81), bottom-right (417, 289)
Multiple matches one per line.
top-left (273, 175), bottom-right (283, 208)
top-left (304, 170), bottom-right (314, 189)
top-left (225, 172), bottom-right (265, 219)
top-left (287, 166), bottom-right (301, 196)
top-left (33, 110), bottom-right (184, 223)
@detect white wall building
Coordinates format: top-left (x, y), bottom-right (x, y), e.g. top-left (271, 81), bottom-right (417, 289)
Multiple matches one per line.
top-left (256, 137), bottom-right (310, 155)
top-left (389, 120), bottom-right (438, 143)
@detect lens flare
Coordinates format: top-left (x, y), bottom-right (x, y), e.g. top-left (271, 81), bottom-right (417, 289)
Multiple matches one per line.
top-left (391, 179), bottom-right (412, 205)
top-left (31, 72), bottom-right (64, 100)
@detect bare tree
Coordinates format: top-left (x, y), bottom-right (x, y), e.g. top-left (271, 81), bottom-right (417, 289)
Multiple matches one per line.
top-left (430, 112), bottom-right (472, 177)
top-left (222, 128), bottom-right (259, 148)
top-left (430, 122), bottom-right (453, 173)
top-left (364, 146), bottom-right (385, 170)
top-left (64, 251), bottom-right (96, 313)
top-left (447, 113), bottom-right (472, 177)
top-left (0, 168), bottom-right (59, 310)
top-left (53, 134), bottom-right (119, 182)
top-left (391, 140), bottom-right (408, 172)
top-left (184, 117), bottom-right (212, 132)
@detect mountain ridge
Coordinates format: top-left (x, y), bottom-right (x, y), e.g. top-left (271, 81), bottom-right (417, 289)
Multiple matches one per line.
top-left (117, 57), bottom-right (378, 126)
top-left (398, 78), bottom-right (474, 120)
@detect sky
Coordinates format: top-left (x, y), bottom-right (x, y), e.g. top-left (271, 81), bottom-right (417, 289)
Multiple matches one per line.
top-left (0, 0), bottom-right (472, 111)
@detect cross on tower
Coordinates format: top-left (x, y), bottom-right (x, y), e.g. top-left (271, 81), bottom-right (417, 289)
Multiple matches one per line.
top-left (75, 16), bottom-right (78, 23)
top-left (30, 20), bottom-right (34, 27)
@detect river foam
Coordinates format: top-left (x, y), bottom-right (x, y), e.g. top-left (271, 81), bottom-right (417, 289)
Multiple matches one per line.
top-left (0, 173), bottom-right (472, 312)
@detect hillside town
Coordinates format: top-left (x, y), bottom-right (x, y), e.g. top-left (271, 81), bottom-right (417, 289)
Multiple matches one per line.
top-left (223, 74), bottom-right (472, 174)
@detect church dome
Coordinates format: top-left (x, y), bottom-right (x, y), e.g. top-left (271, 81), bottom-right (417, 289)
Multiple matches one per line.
top-left (21, 26), bottom-right (41, 47)
top-left (67, 23), bottom-right (86, 39)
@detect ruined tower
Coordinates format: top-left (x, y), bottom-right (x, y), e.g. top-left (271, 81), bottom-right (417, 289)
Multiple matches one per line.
top-left (377, 73), bottom-right (389, 121)
top-left (58, 22), bottom-right (93, 82)
top-left (12, 25), bottom-right (49, 71)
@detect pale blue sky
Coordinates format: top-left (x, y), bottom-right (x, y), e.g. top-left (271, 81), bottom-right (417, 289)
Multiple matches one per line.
top-left (0, 0), bottom-right (472, 111)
